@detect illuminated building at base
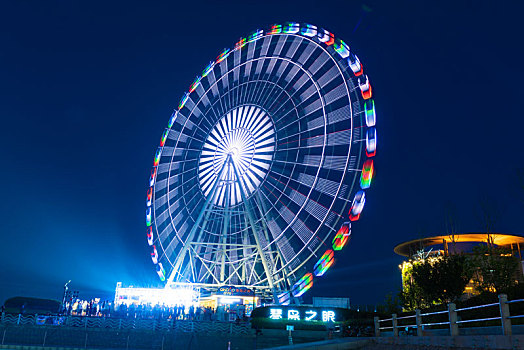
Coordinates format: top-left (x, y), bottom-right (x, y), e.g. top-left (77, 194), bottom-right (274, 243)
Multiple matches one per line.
top-left (114, 283), bottom-right (259, 316)
top-left (114, 282), bottom-right (199, 308)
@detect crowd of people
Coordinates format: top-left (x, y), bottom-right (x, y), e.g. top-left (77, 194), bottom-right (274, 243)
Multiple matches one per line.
top-left (61, 299), bottom-right (248, 322)
top-left (62, 299), bottom-right (112, 317)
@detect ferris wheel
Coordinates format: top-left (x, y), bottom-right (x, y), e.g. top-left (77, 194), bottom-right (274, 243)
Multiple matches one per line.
top-left (146, 22), bottom-right (377, 303)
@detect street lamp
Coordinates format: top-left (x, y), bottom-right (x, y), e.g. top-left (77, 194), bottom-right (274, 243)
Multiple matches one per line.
top-left (61, 280), bottom-right (71, 315)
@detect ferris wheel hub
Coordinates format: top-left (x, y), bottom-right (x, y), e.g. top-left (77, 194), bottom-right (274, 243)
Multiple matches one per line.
top-left (229, 147), bottom-right (238, 158)
top-left (198, 106), bottom-right (275, 207)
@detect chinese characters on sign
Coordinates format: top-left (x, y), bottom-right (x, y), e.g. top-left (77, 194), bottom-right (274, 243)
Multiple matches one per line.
top-left (269, 309), bottom-right (283, 320)
top-left (322, 311), bottom-right (335, 322)
top-left (305, 310), bottom-right (317, 321)
top-left (268, 308), bottom-right (336, 322)
top-left (288, 310), bottom-right (300, 320)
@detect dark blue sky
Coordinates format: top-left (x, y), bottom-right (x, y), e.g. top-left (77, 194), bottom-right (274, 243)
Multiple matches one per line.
top-left (1, 0), bottom-right (523, 306)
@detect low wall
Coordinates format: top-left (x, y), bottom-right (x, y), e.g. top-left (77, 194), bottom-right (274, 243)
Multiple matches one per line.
top-left (0, 324), bottom-right (328, 350)
top-left (374, 335), bottom-right (524, 349)
top-left (262, 335), bottom-right (524, 350)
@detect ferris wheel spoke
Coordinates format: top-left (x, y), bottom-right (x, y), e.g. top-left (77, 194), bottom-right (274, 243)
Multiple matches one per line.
top-left (259, 61), bottom-right (291, 108)
top-left (244, 61), bottom-right (264, 103)
top-left (265, 71), bottom-right (302, 115)
top-left (251, 80), bottom-right (273, 110)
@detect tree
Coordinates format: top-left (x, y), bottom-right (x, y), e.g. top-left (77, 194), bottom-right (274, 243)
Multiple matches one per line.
top-left (399, 254), bottom-right (472, 311)
top-left (376, 292), bottom-right (402, 315)
top-left (443, 201), bottom-right (459, 254)
top-left (477, 195), bottom-right (503, 236)
top-left (469, 245), bottom-right (520, 294)
top-left (399, 276), bottom-right (428, 311)
top-left (399, 258), bottom-right (433, 311)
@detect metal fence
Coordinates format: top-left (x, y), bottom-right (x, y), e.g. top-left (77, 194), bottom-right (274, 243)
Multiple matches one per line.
top-left (0, 313), bottom-right (251, 334)
top-left (374, 293), bottom-right (524, 337)
top-left (0, 314), bottom-right (254, 349)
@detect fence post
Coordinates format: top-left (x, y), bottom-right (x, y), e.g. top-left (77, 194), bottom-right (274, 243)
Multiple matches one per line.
top-left (17, 314), bottom-right (21, 325)
top-left (42, 330), bottom-right (47, 347)
top-left (415, 309), bottom-right (422, 337)
top-left (2, 328), bottom-right (6, 345)
top-left (392, 314), bottom-right (398, 337)
top-left (373, 316), bottom-right (380, 337)
top-left (499, 294), bottom-right (512, 336)
top-left (84, 332), bottom-right (88, 349)
top-left (448, 303), bottom-right (459, 336)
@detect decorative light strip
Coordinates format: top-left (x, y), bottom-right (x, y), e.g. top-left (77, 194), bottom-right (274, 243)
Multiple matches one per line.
top-left (156, 263), bottom-right (166, 281)
top-left (292, 273), bottom-right (313, 297)
top-left (314, 250), bottom-right (335, 276)
top-left (151, 245), bottom-right (158, 264)
top-left (268, 24), bottom-right (282, 35)
top-left (332, 224), bottom-right (351, 251)
top-left (234, 37), bottom-right (246, 50)
top-left (160, 129), bottom-right (168, 147)
top-left (366, 128), bottom-right (377, 157)
top-left (216, 48), bottom-right (231, 63)
top-left (146, 226), bottom-right (153, 246)
top-left (247, 29), bottom-right (263, 43)
top-left (149, 168), bottom-right (157, 187)
top-left (168, 112), bottom-right (177, 128)
top-left (360, 159), bottom-right (374, 189)
top-left (349, 55), bottom-right (363, 76)
top-left (359, 75), bottom-right (372, 99)
top-left (283, 22), bottom-right (299, 34)
top-left (146, 187), bottom-right (152, 207)
top-left (300, 24), bottom-right (317, 37)
top-left (153, 148), bottom-right (162, 166)
top-left (334, 40), bottom-right (350, 58)
top-left (189, 76), bottom-right (201, 92)
top-left (364, 100), bottom-right (376, 127)
top-left (349, 191), bottom-right (366, 222)
top-left (178, 93), bottom-right (189, 110)
top-left (202, 62), bottom-right (214, 77)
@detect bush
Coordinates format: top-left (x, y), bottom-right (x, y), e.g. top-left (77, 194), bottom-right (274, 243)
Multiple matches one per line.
top-left (3, 296), bottom-right (60, 314)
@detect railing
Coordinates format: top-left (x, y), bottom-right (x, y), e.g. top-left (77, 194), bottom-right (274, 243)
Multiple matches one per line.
top-left (0, 313), bottom-right (251, 335)
top-left (374, 294), bottom-right (524, 337)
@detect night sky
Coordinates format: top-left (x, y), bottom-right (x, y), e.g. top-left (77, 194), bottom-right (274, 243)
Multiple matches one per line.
top-left (1, 0), bottom-right (523, 307)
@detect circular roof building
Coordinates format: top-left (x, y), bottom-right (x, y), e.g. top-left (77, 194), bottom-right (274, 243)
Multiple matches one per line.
top-left (394, 233), bottom-right (524, 259)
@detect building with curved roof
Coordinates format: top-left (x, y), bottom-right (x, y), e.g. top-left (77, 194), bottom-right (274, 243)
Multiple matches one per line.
top-left (394, 233), bottom-right (524, 259)
top-left (395, 232), bottom-right (524, 298)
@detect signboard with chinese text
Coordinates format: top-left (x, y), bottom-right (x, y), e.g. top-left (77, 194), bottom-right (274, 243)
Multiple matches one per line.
top-left (216, 286), bottom-right (255, 297)
top-left (251, 306), bottom-right (348, 323)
